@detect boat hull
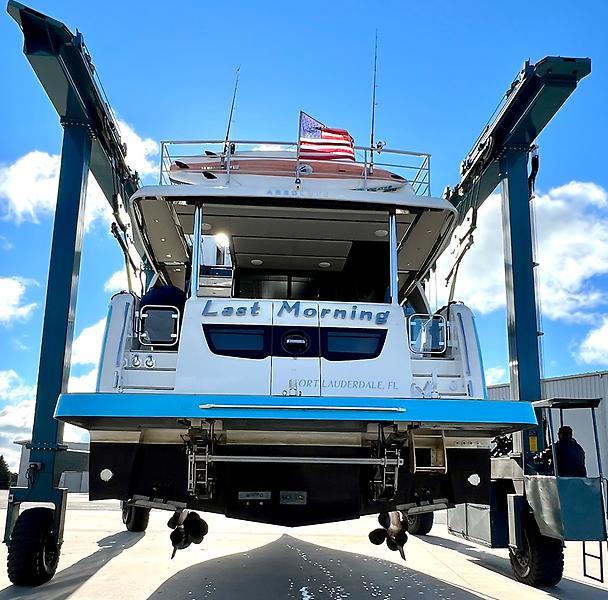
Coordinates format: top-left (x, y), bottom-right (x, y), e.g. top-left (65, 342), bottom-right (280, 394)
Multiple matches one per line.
top-left (57, 392), bottom-right (535, 526)
top-left (88, 440), bottom-right (491, 526)
top-left (56, 392), bottom-right (537, 434)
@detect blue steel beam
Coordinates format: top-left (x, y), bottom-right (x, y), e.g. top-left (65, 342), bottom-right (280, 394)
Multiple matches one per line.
top-left (448, 57), bottom-right (591, 224)
top-left (499, 149), bottom-right (544, 458)
top-left (447, 56), bottom-right (591, 464)
top-left (4, 121), bottom-right (91, 544)
top-left (7, 1), bottom-right (139, 206)
top-left (4, 1), bottom-right (140, 547)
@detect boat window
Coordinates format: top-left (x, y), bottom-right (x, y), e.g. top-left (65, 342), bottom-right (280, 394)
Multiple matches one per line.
top-left (203, 325), bottom-right (270, 359)
top-left (233, 241), bottom-right (390, 302)
top-left (408, 314), bottom-right (447, 354)
top-left (321, 328), bottom-right (387, 361)
top-left (138, 306), bottom-right (180, 347)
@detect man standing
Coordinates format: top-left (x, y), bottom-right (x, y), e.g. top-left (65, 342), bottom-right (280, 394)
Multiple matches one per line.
top-left (554, 426), bottom-right (587, 477)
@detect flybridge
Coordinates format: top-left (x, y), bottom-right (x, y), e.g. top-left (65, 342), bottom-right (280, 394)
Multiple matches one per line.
top-left (202, 300), bottom-right (391, 325)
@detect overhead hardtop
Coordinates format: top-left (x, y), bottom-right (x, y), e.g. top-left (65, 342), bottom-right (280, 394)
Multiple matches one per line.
top-left (129, 185), bottom-right (456, 302)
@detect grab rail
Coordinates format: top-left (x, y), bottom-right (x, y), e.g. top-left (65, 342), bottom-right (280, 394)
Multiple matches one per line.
top-left (159, 139), bottom-right (431, 195)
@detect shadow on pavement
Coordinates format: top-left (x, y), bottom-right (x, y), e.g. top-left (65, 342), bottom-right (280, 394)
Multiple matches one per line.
top-left (420, 533), bottom-right (607, 599)
top-left (0, 529), bottom-right (145, 600)
top-left (148, 534), bottom-right (481, 599)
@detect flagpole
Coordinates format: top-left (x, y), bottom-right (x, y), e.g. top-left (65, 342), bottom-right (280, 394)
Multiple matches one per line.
top-left (295, 111), bottom-right (303, 186)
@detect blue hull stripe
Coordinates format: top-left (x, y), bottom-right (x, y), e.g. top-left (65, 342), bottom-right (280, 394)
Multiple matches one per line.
top-left (56, 393), bottom-right (537, 427)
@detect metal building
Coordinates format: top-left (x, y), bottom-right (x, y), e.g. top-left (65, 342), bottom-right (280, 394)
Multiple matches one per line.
top-left (489, 371), bottom-right (608, 477)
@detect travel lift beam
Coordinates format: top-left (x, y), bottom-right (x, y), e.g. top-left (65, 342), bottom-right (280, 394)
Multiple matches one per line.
top-left (447, 56), bottom-right (591, 454)
top-left (2, 0), bottom-right (597, 587)
top-left (445, 57), bottom-right (604, 587)
top-left (4, 1), bottom-right (140, 585)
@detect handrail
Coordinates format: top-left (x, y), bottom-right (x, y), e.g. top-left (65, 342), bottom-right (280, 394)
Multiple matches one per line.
top-left (159, 139), bottom-right (431, 195)
top-left (160, 139), bottom-right (431, 159)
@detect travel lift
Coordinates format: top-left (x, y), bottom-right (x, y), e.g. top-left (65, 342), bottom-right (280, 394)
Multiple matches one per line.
top-left (3, 0), bottom-right (605, 588)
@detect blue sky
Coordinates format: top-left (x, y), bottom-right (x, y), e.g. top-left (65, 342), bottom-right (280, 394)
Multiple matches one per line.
top-left (1, 1), bottom-right (608, 466)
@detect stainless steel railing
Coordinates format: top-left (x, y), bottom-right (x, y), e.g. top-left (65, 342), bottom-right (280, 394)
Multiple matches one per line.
top-left (159, 139), bottom-right (431, 195)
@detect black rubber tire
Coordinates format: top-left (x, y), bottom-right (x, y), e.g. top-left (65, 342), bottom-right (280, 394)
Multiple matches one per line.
top-left (509, 517), bottom-right (564, 587)
top-left (406, 512), bottom-right (434, 535)
top-left (121, 502), bottom-right (150, 532)
top-left (7, 507), bottom-right (60, 586)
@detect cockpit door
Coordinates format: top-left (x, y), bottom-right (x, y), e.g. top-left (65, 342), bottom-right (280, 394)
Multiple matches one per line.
top-left (271, 301), bottom-right (321, 396)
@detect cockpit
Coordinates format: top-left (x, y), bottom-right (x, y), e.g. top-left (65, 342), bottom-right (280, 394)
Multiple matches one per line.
top-left (131, 194), bottom-right (457, 308)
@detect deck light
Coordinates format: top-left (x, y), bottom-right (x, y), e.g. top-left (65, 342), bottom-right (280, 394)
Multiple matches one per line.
top-left (214, 233), bottom-right (230, 247)
top-left (318, 261), bottom-right (331, 268)
top-left (160, 237), bottom-right (166, 242)
top-left (251, 259), bottom-right (263, 266)
top-left (374, 229), bottom-right (388, 237)
top-left (202, 223), bottom-right (212, 231)
top-left (166, 254), bottom-right (172, 258)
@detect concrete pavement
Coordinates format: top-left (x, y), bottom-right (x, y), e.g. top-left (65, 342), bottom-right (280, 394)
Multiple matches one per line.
top-left (0, 493), bottom-right (605, 599)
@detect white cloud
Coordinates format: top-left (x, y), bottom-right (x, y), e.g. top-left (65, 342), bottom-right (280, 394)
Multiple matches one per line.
top-left (116, 119), bottom-right (158, 179)
top-left (0, 370), bottom-right (35, 469)
top-left (0, 277), bottom-right (37, 325)
top-left (67, 368), bottom-right (98, 393)
top-left (485, 366), bottom-right (507, 385)
top-left (0, 368), bottom-right (91, 469)
top-left (0, 400), bottom-right (35, 469)
top-left (0, 119), bottom-right (157, 227)
top-left (104, 268), bottom-right (128, 293)
top-left (0, 151), bottom-right (111, 229)
top-left (71, 319), bottom-right (106, 366)
top-left (0, 151), bottom-right (57, 222)
top-left (436, 181), bottom-right (608, 323)
top-left (0, 370), bottom-right (35, 403)
top-left (578, 317), bottom-right (608, 365)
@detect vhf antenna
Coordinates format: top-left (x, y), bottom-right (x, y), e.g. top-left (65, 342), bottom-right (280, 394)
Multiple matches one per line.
top-left (369, 32), bottom-right (379, 171)
top-left (224, 66), bottom-right (241, 152)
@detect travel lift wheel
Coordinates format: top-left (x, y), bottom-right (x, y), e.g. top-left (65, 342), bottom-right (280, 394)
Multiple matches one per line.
top-left (405, 512), bottom-right (434, 536)
top-left (7, 507), bottom-right (61, 586)
top-left (509, 515), bottom-right (564, 587)
top-left (121, 501), bottom-right (151, 532)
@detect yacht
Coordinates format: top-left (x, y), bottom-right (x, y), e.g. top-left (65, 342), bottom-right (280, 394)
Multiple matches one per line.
top-left (56, 136), bottom-right (535, 554)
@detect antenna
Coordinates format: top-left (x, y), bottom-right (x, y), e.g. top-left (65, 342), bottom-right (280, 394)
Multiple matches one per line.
top-left (224, 66), bottom-right (241, 150)
top-left (369, 32), bottom-right (378, 169)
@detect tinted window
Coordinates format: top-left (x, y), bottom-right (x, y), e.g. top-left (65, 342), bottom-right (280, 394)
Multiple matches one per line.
top-left (322, 328), bottom-right (387, 361)
top-left (139, 306), bottom-right (179, 347)
top-left (203, 325), bottom-right (270, 359)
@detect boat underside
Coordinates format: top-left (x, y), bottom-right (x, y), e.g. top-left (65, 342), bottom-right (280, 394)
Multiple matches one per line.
top-left (57, 393), bottom-right (535, 526)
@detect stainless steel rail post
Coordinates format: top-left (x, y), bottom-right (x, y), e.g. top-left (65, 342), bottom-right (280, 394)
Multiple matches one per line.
top-left (191, 204), bottom-right (203, 298)
top-left (388, 210), bottom-right (399, 303)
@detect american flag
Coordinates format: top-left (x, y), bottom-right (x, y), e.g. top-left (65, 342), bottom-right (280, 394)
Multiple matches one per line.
top-left (298, 112), bottom-right (355, 161)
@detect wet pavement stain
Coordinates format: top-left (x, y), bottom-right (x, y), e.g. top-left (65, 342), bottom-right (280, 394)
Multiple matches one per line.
top-left (148, 535), bottom-right (480, 599)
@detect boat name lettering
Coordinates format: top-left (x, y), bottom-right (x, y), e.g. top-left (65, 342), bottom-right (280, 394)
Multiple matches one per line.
top-left (202, 300), bottom-right (389, 325)
top-left (202, 300), bottom-right (261, 317)
top-left (278, 301), bottom-right (389, 325)
top-left (266, 189), bottom-right (330, 198)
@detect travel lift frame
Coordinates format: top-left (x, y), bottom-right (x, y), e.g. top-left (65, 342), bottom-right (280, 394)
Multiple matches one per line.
top-left (2, 0), bottom-right (602, 588)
